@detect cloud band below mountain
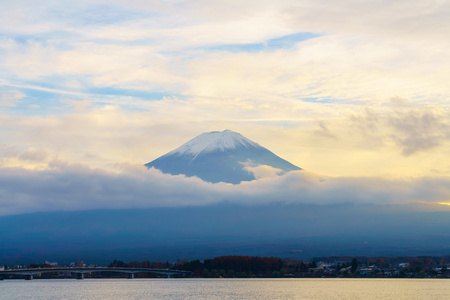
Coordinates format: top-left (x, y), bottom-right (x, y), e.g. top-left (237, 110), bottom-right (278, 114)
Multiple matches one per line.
top-left (1, 164), bottom-right (449, 216)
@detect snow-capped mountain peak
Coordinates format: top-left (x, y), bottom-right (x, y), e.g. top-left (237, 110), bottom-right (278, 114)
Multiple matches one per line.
top-left (146, 130), bottom-right (301, 184)
top-left (166, 130), bottom-right (259, 157)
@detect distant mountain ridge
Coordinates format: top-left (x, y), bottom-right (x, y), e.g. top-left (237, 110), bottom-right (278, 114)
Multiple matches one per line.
top-left (145, 130), bottom-right (301, 184)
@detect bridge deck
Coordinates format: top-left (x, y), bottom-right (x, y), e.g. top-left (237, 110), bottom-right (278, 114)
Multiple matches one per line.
top-left (0, 267), bottom-right (191, 279)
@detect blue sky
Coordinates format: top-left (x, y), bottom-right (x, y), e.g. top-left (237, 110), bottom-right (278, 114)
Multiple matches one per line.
top-left (1, 0), bottom-right (450, 215)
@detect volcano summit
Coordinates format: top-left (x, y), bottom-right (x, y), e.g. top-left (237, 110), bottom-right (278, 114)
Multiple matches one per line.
top-left (145, 130), bottom-right (301, 184)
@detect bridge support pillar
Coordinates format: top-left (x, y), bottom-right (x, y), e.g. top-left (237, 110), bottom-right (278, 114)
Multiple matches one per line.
top-left (76, 273), bottom-right (84, 280)
top-left (127, 273), bottom-right (134, 279)
top-left (25, 275), bottom-right (33, 280)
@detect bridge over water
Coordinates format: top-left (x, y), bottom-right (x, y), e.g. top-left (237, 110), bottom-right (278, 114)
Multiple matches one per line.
top-left (0, 267), bottom-right (191, 280)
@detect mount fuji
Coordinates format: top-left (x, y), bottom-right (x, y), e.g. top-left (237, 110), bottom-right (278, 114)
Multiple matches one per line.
top-left (145, 130), bottom-right (301, 184)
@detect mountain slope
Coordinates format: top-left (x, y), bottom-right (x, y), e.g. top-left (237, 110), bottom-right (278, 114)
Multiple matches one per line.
top-left (145, 130), bottom-right (301, 184)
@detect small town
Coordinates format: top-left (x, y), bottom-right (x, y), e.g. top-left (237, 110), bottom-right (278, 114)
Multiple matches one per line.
top-left (1, 255), bottom-right (450, 280)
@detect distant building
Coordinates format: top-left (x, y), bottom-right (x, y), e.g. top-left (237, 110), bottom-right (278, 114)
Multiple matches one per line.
top-left (70, 260), bottom-right (85, 267)
top-left (359, 268), bottom-right (374, 275)
top-left (14, 265), bottom-right (26, 269)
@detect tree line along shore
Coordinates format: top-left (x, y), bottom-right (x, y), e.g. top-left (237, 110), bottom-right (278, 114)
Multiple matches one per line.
top-left (3, 255), bottom-right (450, 279)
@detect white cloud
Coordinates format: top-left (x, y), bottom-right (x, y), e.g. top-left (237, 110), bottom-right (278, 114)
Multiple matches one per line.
top-left (0, 164), bottom-right (449, 216)
top-left (242, 163), bottom-right (284, 179)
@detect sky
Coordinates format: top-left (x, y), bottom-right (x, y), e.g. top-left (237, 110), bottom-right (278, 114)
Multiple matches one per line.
top-left (1, 0), bottom-right (450, 215)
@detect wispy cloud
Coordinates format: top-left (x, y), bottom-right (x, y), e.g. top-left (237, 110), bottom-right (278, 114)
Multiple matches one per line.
top-left (0, 89), bottom-right (25, 107)
top-left (349, 102), bottom-right (450, 156)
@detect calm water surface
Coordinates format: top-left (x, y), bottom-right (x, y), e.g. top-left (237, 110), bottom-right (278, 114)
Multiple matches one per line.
top-left (1, 278), bottom-right (448, 299)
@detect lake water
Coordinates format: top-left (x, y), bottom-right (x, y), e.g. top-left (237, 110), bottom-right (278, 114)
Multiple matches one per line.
top-left (1, 278), bottom-right (448, 299)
